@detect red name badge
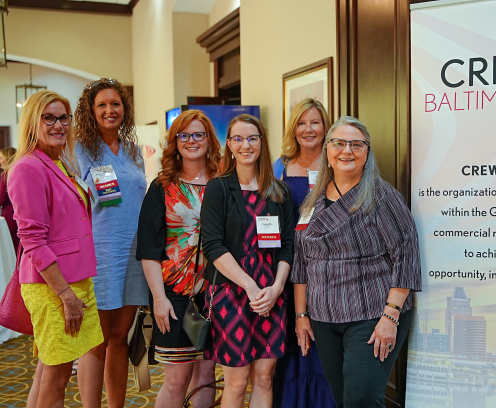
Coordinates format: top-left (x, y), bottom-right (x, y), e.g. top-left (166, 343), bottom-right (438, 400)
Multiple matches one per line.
top-left (295, 207), bottom-right (315, 231)
top-left (308, 170), bottom-right (319, 189)
top-left (256, 216), bottom-right (281, 248)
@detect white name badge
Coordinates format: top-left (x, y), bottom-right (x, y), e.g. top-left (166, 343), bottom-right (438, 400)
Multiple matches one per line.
top-left (308, 170), bottom-right (319, 189)
top-left (256, 216), bottom-right (281, 248)
top-left (90, 165), bottom-right (123, 207)
top-left (295, 207), bottom-right (315, 231)
top-left (74, 175), bottom-right (95, 204)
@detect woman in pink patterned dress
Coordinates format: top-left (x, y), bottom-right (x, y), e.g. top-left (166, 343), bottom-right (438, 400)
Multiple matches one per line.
top-left (201, 114), bottom-right (294, 408)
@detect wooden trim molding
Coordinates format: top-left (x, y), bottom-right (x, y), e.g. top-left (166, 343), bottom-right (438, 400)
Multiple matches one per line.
top-left (197, 8), bottom-right (239, 62)
top-left (336, 0), bottom-right (358, 118)
top-left (9, 0), bottom-right (138, 15)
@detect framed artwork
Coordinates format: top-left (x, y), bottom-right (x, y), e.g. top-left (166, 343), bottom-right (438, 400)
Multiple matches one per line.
top-left (282, 57), bottom-right (334, 129)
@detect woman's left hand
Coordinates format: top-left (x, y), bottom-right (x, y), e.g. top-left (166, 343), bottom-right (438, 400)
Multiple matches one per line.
top-left (249, 284), bottom-right (282, 317)
top-left (367, 316), bottom-right (398, 362)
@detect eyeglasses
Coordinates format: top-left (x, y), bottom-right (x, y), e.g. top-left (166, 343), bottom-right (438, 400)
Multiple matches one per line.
top-left (328, 138), bottom-right (369, 151)
top-left (85, 78), bottom-right (119, 90)
top-left (41, 114), bottom-right (73, 126)
top-left (176, 132), bottom-right (207, 142)
top-left (228, 135), bottom-right (262, 145)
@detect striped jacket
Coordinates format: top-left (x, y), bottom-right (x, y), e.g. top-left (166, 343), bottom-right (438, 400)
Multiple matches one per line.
top-left (291, 178), bottom-right (421, 323)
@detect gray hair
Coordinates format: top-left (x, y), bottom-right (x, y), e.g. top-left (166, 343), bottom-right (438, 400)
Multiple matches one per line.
top-left (300, 116), bottom-right (381, 215)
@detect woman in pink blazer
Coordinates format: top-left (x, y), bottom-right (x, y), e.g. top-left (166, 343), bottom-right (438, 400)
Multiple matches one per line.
top-left (7, 90), bottom-right (103, 408)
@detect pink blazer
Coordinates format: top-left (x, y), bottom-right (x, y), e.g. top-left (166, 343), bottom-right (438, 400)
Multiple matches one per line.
top-left (8, 148), bottom-right (97, 284)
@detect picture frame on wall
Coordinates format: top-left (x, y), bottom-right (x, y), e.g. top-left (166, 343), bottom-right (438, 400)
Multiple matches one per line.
top-left (282, 57), bottom-right (334, 130)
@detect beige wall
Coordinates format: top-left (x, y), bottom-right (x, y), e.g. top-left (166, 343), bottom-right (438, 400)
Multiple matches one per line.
top-left (0, 63), bottom-right (90, 148)
top-left (132, 0), bottom-right (175, 134)
top-left (172, 12), bottom-right (211, 106)
top-left (5, 8), bottom-right (133, 84)
top-left (209, 0), bottom-right (239, 26)
top-left (240, 0), bottom-right (337, 160)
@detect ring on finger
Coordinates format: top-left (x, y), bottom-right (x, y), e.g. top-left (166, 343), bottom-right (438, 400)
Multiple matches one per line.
top-left (387, 343), bottom-right (392, 350)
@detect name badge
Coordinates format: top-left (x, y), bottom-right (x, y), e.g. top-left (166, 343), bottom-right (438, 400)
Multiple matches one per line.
top-left (90, 165), bottom-right (123, 207)
top-left (295, 207), bottom-right (315, 231)
top-left (256, 216), bottom-right (281, 248)
top-left (308, 170), bottom-right (319, 189)
top-left (74, 175), bottom-right (95, 204)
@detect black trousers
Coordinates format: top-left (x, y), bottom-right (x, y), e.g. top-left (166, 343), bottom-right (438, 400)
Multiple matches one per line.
top-left (312, 309), bottom-right (412, 408)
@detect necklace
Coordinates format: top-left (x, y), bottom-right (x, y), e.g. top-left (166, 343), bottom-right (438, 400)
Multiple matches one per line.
top-left (332, 179), bottom-right (343, 197)
top-left (239, 176), bottom-right (258, 190)
top-left (181, 168), bottom-right (206, 182)
top-left (332, 179), bottom-right (360, 197)
top-left (297, 156), bottom-right (320, 173)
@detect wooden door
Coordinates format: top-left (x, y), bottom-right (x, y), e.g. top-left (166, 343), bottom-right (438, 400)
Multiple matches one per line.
top-left (336, 0), bottom-right (424, 406)
top-left (0, 127), bottom-right (10, 149)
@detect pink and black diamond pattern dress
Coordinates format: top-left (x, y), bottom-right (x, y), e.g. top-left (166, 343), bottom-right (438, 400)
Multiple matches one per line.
top-left (204, 190), bottom-right (287, 367)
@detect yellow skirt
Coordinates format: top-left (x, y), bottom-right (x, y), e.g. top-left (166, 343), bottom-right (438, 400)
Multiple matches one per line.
top-left (21, 278), bottom-right (103, 366)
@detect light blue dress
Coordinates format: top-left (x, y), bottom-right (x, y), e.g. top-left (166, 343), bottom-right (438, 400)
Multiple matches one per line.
top-left (75, 142), bottom-right (149, 310)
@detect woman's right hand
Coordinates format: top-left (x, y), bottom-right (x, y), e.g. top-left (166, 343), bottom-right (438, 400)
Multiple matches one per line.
top-left (246, 282), bottom-right (262, 304)
top-left (59, 289), bottom-right (88, 337)
top-left (295, 316), bottom-right (315, 357)
top-left (153, 297), bottom-right (177, 334)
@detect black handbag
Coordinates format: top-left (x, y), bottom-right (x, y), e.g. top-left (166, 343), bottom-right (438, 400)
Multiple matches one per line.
top-left (182, 231), bottom-right (217, 352)
top-left (128, 307), bottom-right (156, 391)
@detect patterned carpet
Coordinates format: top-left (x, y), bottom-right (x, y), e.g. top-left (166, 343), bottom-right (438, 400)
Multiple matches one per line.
top-left (0, 335), bottom-right (251, 407)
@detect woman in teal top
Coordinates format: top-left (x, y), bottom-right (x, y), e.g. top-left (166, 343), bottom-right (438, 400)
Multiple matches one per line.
top-left (74, 78), bottom-right (148, 408)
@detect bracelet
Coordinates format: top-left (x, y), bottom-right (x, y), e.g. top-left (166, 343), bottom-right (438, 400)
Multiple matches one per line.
top-left (386, 302), bottom-right (402, 313)
top-left (295, 311), bottom-right (309, 319)
top-left (381, 312), bottom-right (399, 326)
top-left (57, 287), bottom-right (70, 297)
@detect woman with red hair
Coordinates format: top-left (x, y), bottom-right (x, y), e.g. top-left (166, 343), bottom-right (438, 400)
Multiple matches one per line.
top-left (137, 109), bottom-right (221, 408)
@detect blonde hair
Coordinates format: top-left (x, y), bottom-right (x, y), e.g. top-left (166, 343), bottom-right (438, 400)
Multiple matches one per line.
top-left (300, 116), bottom-right (380, 215)
top-left (7, 90), bottom-right (78, 175)
top-left (0, 148), bottom-right (17, 166)
top-left (281, 98), bottom-right (331, 166)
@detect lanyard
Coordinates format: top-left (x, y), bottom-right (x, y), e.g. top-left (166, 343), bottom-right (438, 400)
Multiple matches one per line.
top-left (333, 179), bottom-right (343, 198)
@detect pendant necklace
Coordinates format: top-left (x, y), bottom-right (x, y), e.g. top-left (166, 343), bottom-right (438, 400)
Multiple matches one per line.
top-left (305, 156), bottom-right (321, 173)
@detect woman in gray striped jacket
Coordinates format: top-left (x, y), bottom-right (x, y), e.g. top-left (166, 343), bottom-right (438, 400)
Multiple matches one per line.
top-left (291, 116), bottom-right (421, 408)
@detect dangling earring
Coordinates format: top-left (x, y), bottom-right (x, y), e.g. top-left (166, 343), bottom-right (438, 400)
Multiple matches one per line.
top-left (206, 149), bottom-right (210, 160)
top-left (232, 153), bottom-right (234, 160)
top-left (177, 153), bottom-right (180, 160)
top-left (328, 161), bottom-right (331, 168)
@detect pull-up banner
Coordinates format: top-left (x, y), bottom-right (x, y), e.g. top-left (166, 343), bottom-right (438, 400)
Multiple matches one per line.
top-left (407, 1), bottom-right (496, 407)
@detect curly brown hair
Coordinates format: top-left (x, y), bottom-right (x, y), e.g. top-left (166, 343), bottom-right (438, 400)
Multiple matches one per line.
top-left (74, 78), bottom-right (141, 165)
top-left (157, 109), bottom-right (222, 188)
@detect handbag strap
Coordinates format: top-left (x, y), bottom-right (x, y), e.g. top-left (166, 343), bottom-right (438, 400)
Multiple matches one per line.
top-left (204, 178), bottom-right (227, 320)
top-left (206, 269), bottom-right (217, 322)
top-left (141, 309), bottom-right (153, 349)
top-left (189, 230), bottom-right (203, 299)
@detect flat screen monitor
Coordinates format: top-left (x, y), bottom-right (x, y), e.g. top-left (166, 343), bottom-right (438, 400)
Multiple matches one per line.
top-left (165, 107), bottom-right (181, 130)
top-left (188, 105), bottom-right (260, 146)
top-left (165, 105), bottom-right (260, 148)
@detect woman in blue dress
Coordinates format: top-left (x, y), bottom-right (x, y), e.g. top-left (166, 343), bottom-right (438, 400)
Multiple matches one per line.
top-left (74, 78), bottom-right (149, 408)
top-left (273, 98), bottom-right (336, 408)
